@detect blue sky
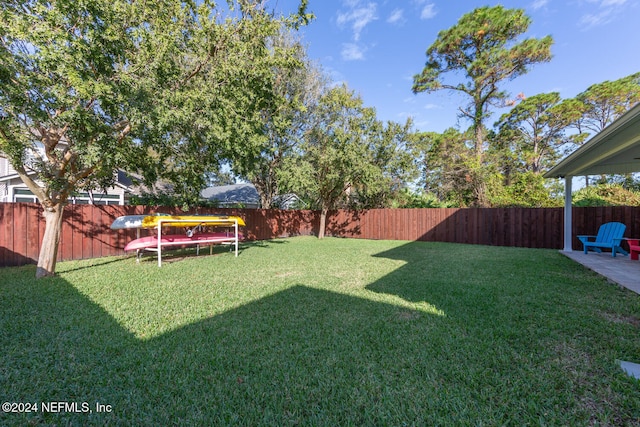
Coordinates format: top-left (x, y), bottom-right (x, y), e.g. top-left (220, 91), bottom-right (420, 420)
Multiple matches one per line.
top-left (274, 0), bottom-right (640, 134)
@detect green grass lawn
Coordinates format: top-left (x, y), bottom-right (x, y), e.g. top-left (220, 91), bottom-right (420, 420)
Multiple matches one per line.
top-left (1, 237), bottom-right (639, 426)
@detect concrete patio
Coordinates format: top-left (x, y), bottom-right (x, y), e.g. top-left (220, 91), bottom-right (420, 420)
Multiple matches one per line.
top-left (562, 250), bottom-right (639, 295)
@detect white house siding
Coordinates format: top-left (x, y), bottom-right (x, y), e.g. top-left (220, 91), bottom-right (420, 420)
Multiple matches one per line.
top-left (0, 158), bottom-right (17, 176)
top-left (0, 182), bottom-right (7, 202)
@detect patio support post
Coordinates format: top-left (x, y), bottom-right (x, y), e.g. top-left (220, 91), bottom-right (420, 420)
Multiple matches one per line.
top-left (563, 176), bottom-right (573, 252)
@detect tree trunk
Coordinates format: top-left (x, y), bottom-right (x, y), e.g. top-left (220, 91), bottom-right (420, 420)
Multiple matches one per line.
top-left (472, 120), bottom-right (488, 206)
top-left (474, 123), bottom-right (484, 160)
top-left (36, 204), bottom-right (65, 278)
top-left (318, 206), bottom-right (328, 239)
top-left (253, 179), bottom-right (274, 209)
top-left (260, 192), bottom-right (271, 209)
top-left (475, 181), bottom-right (488, 207)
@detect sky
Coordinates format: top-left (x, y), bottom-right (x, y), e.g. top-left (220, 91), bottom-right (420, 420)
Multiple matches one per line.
top-left (273, 0), bottom-right (640, 134)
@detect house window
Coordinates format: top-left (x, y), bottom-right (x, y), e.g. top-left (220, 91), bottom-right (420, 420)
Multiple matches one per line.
top-left (13, 189), bottom-right (38, 203)
top-left (74, 192), bottom-right (122, 205)
top-left (12, 189), bottom-right (122, 205)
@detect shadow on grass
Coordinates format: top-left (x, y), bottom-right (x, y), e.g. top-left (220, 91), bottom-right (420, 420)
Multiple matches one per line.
top-left (0, 273), bottom-right (443, 426)
top-left (56, 256), bottom-right (131, 273)
top-left (130, 240), bottom-right (282, 265)
top-left (97, 237), bottom-right (280, 267)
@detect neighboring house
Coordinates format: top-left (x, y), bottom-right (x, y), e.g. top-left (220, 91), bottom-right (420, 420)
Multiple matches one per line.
top-left (0, 155), bottom-right (159, 205)
top-left (0, 135), bottom-right (132, 205)
top-left (273, 193), bottom-right (304, 210)
top-left (200, 183), bottom-right (302, 209)
top-left (1, 153), bottom-right (299, 209)
top-left (201, 183), bottom-right (261, 208)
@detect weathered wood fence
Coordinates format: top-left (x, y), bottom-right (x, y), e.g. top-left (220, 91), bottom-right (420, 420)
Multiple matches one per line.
top-left (1, 203), bottom-right (639, 267)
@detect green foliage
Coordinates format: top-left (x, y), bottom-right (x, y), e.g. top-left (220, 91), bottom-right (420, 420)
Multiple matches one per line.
top-left (234, 31), bottom-right (327, 208)
top-left (284, 85), bottom-right (413, 211)
top-left (410, 12), bottom-right (640, 209)
top-left (598, 174), bottom-right (640, 192)
top-left (573, 184), bottom-right (640, 207)
top-left (411, 6), bottom-right (553, 207)
top-left (134, 3), bottom-right (312, 207)
top-left (412, 5), bottom-right (553, 160)
top-left (487, 171), bottom-right (563, 207)
top-left (284, 85), bottom-right (361, 212)
top-left (0, 0), bottom-right (143, 207)
top-left (493, 92), bottom-right (582, 174)
top-left (571, 72), bottom-right (640, 136)
top-left (206, 169), bottom-right (237, 187)
top-left (349, 118), bottom-right (417, 209)
top-left (392, 188), bottom-right (453, 208)
top-left (129, 192), bottom-right (220, 211)
top-left (0, 0), bottom-right (308, 274)
top-left (410, 128), bottom-right (486, 207)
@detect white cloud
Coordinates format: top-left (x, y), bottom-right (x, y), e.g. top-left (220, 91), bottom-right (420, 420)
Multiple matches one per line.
top-left (387, 8), bottom-right (405, 25)
top-left (531, 0), bottom-right (549, 10)
top-left (412, 119), bottom-right (432, 130)
top-left (401, 71), bottom-right (414, 81)
top-left (337, 2), bottom-right (378, 41)
top-left (579, 0), bottom-right (629, 28)
top-left (342, 0), bottom-right (361, 7)
top-left (580, 10), bottom-right (613, 26)
top-left (341, 43), bottom-right (366, 61)
top-left (601, 0), bottom-right (627, 6)
top-left (322, 66), bottom-right (348, 87)
top-left (410, 0), bottom-right (437, 19)
top-left (396, 111), bottom-right (417, 120)
top-left (420, 3), bottom-right (437, 20)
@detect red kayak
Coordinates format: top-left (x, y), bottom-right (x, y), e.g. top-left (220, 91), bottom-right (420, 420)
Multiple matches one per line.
top-left (124, 232), bottom-right (243, 251)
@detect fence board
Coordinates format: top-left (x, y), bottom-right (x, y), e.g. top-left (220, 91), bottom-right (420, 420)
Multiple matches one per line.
top-left (0, 204), bottom-right (15, 266)
top-left (91, 206), bottom-right (102, 259)
top-left (13, 204), bottom-right (29, 266)
top-left (25, 203), bottom-right (40, 262)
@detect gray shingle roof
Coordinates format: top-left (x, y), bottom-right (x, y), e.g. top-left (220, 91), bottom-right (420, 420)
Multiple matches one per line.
top-left (200, 183), bottom-right (260, 206)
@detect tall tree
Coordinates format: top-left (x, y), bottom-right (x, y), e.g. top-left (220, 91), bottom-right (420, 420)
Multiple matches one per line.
top-left (572, 72), bottom-right (640, 136)
top-left (412, 5), bottom-right (552, 205)
top-left (350, 118), bottom-right (415, 209)
top-left (0, 0), bottom-right (308, 277)
top-left (137, 2), bottom-right (312, 209)
top-left (283, 85), bottom-right (388, 238)
top-left (411, 128), bottom-right (478, 207)
top-left (494, 92), bottom-right (581, 175)
top-left (235, 31), bottom-right (327, 209)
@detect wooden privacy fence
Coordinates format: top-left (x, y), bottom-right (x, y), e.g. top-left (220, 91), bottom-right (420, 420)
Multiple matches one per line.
top-left (1, 203), bottom-right (639, 267)
top-left (330, 206), bottom-right (640, 247)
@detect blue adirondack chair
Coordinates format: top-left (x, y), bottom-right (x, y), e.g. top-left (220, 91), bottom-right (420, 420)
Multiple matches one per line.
top-left (577, 222), bottom-right (627, 257)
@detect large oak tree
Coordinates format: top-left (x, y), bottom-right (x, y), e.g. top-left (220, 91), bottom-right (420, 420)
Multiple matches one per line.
top-left (0, 0), bottom-right (308, 277)
top-left (284, 85), bottom-right (412, 238)
top-left (235, 31), bottom-right (327, 209)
